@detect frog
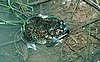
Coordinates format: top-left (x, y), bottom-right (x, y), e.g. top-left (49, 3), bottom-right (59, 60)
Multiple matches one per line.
top-left (22, 14), bottom-right (69, 49)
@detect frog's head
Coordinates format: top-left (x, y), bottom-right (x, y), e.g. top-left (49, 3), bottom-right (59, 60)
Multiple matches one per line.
top-left (45, 20), bottom-right (70, 47)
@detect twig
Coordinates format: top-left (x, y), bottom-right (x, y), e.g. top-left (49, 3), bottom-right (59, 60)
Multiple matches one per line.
top-left (60, 41), bottom-right (64, 62)
top-left (40, 4), bottom-right (43, 14)
top-left (70, 17), bottom-right (100, 34)
top-left (64, 42), bottom-right (85, 61)
top-left (70, 35), bottom-right (78, 43)
top-left (0, 39), bottom-right (21, 46)
top-left (82, 18), bottom-right (100, 28)
top-left (14, 30), bottom-right (24, 57)
top-left (70, 0), bottom-right (80, 21)
top-left (28, 0), bottom-right (51, 5)
top-left (83, 0), bottom-right (100, 11)
top-left (90, 34), bottom-right (100, 41)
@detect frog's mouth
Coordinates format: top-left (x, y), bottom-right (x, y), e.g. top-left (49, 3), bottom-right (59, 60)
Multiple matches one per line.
top-left (22, 15), bottom-right (69, 48)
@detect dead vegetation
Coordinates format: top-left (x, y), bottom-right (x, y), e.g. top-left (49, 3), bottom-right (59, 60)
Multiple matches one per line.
top-left (0, 0), bottom-right (100, 62)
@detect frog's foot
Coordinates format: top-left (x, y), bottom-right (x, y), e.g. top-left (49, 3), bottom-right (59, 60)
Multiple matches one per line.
top-left (26, 43), bottom-right (37, 50)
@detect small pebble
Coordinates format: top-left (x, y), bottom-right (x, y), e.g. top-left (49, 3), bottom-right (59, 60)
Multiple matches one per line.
top-left (83, 27), bottom-right (85, 30)
top-left (92, 52), bottom-right (94, 55)
top-left (54, 1), bottom-right (56, 4)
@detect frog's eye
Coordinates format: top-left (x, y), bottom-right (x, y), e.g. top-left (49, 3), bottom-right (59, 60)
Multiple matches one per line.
top-left (64, 26), bottom-right (70, 33)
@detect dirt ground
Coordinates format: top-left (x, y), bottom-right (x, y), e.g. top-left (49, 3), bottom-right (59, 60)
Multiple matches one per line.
top-left (0, 0), bottom-right (100, 62)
